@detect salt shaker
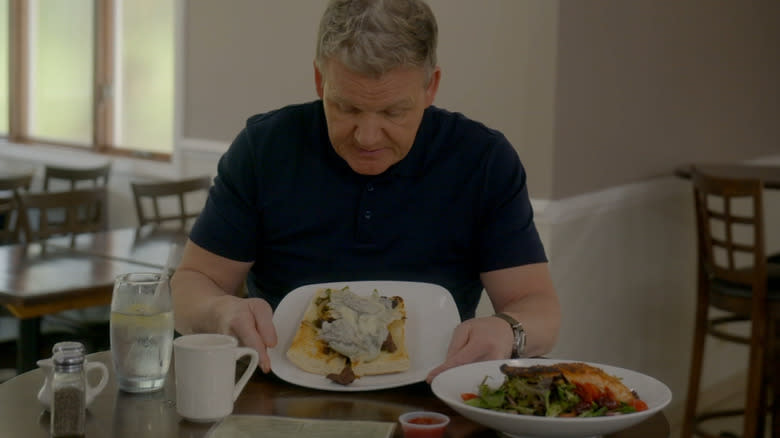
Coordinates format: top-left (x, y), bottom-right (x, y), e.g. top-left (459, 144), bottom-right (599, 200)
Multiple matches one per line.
top-left (51, 351), bottom-right (86, 437)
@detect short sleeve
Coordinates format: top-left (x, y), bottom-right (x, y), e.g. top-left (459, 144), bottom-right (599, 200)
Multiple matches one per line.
top-left (476, 138), bottom-right (547, 272)
top-left (189, 128), bottom-right (260, 262)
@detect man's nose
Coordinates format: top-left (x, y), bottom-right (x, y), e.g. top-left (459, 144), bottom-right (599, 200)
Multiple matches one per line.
top-left (354, 113), bottom-right (382, 147)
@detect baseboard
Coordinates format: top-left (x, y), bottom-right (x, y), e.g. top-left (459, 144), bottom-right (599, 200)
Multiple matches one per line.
top-left (666, 371), bottom-right (747, 438)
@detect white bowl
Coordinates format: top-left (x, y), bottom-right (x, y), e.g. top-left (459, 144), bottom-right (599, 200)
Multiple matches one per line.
top-left (430, 358), bottom-right (672, 438)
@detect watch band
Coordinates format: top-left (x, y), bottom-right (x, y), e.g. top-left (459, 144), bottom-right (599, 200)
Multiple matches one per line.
top-left (493, 312), bottom-right (527, 358)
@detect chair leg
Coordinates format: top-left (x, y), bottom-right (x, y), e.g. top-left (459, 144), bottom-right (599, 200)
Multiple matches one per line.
top-left (17, 317), bottom-right (41, 374)
top-left (744, 313), bottom-right (770, 438)
top-left (771, 319), bottom-right (779, 438)
top-left (683, 279), bottom-right (711, 438)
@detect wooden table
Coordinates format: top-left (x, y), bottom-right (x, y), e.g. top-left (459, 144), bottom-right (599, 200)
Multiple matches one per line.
top-left (45, 225), bottom-right (189, 269)
top-left (0, 241), bottom-right (153, 373)
top-left (0, 227), bottom-right (188, 373)
top-left (0, 351), bottom-right (671, 438)
top-left (674, 163), bottom-right (780, 188)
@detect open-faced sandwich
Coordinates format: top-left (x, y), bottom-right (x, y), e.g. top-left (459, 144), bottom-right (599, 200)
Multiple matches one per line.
top-left (285, 286), bottom-right (410, 385)
top-left (461, 362), bottom-right (648, 417)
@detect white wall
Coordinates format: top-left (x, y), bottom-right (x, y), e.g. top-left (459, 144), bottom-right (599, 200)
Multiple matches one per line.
top-left (182, 0), bottom-right (560, 198)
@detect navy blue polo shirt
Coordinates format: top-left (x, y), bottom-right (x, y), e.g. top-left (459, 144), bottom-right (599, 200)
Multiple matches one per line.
top-left (190, 101), bottom-right (546, 319)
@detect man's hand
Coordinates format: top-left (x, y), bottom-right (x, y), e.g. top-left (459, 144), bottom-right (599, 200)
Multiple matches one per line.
top-left (425, 263), bottom-right (560, 384)
top-left (425, 316), bottom-right (512, 383)
top-left (171, 240), bottom-right (277, 373)
top-left (211, 295), bottom-right (278, 373)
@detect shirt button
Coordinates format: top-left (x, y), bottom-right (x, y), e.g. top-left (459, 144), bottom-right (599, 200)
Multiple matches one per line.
top-left (366, 184), bottom-right (374, 192)
top-left (363, 210), bottom-right (372, 220)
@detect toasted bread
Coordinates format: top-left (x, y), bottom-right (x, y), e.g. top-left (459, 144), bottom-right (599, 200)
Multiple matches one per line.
top-left (286, 287), bottom-right (410, 380)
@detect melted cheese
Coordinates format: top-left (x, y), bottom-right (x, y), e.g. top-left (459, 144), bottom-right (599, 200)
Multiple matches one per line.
top-left (318, 288), bottom-right (402, 362)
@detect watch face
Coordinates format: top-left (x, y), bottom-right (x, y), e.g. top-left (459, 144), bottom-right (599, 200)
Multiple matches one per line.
top-left (516, 328), bottom-right (527, 356)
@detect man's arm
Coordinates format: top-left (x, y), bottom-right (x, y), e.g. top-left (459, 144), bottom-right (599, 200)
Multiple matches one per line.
top-left (171, 239), bottom-right (278, 372)
top-left (426, 262), bottom-right (559, 382)
top-left (481, 262), bottom-right (560, 357)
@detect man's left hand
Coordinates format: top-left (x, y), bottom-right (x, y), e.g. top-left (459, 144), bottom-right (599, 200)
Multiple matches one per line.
top-left (425, 315), bottom-right (513, 383)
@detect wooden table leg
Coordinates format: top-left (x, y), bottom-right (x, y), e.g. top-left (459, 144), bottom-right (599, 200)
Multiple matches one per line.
top-left (17, 317), bottom-right (41, 374)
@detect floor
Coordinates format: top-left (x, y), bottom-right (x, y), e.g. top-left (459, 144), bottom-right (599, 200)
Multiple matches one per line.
top-left (669, 384), bottom-right (774, 438)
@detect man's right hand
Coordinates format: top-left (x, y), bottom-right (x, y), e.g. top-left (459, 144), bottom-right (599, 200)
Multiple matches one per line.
top-left (210, 295), bottom-right (278, 373)
top-left (171, 240), bottom-right (275, 372)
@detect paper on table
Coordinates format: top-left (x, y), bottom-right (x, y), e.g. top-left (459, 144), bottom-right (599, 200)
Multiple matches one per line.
top-left (207, 415), bottom-right (396, 438)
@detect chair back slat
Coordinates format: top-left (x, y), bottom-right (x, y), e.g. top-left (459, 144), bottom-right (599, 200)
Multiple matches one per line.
top-left (18, 188), bottom-right (109, 242)
top-left (692, 167), bottom-right (766, 292)
top-left (43, 163), bottom-right (111, 191)
top-left (0, 198), bottom-right (19, 244)
top-left (0, 172), bottom-right (35, 244)
top-left (130, 176), bottom-right (212, 228)
top-left (0, 173), bottom-right (34, 192)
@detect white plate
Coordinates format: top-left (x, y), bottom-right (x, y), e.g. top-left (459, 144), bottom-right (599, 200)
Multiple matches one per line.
top-left (268, 280), bottom-right (460, 391)
top-left (431, 358), bottom-right (672, 438)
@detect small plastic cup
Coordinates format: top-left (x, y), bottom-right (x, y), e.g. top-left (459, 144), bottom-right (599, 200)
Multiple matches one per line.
top-left (398, 411), bottom-right (450, 438)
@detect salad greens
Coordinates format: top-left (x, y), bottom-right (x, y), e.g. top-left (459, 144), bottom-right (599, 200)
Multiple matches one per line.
top-left (462, 374), bottom-right (640, 417)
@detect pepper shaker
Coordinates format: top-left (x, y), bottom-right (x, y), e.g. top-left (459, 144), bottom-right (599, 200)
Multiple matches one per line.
top-left (51, 351), bottom-right (86, 437)
top-left (52, 341), bottom-right (86, 357)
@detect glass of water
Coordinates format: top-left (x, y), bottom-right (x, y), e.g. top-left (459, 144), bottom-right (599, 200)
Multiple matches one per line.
top-left (110, 272), bottom-right (174, 393)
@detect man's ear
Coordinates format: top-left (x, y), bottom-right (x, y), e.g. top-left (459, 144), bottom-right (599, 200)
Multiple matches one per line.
top-left (424, 66), bottom-right (441, 106)
top-left (314, 61), bottom-right (324, 98)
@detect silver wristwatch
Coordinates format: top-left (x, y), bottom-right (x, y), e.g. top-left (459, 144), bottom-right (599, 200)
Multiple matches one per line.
top-left (493, 312), bottom-right (527, 358)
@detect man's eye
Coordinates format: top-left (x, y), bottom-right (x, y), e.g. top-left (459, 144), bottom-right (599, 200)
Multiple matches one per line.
top-left (384, 109), bottom-right (405, 118)
top-left (337, 104), bottom-right (359, 114)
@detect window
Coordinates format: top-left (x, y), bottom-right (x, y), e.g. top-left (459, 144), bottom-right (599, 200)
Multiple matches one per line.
top-left (1, 0), bottom-right (175, 158)
top-left (0, 0), bottom-right (8, 133)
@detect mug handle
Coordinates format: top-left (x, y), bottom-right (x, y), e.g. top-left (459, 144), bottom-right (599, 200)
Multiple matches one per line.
top-left (85, 361), bottom-right (109, 402)
top-left (232, 347), bottom-right (259, 402)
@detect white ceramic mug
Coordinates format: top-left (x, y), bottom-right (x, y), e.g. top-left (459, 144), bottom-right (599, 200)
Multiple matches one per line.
top-left (173, 334), bottom-right (259, 422)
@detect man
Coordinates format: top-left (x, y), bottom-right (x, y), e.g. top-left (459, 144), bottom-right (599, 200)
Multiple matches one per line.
top-left (171, 0), bottom-right (560, 383)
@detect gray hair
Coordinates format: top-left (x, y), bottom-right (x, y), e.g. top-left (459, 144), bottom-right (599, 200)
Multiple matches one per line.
top-left (315, 0), bottom-right (438, 83)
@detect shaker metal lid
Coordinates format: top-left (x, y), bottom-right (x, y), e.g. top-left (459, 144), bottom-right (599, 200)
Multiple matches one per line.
top-left (53, 351), bottom-right (85, 369)
top-left (52, 341), bottom-right (86, 356)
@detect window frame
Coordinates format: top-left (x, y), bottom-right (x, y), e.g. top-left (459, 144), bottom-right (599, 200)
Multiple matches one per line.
top-left (5, 0), bottom-right (176, 161)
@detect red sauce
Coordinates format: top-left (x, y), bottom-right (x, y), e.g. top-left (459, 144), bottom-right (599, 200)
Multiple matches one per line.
top-left (401, 416), bottom-right (447, 438)
top-left (408, 417), bottom-right (445, 425)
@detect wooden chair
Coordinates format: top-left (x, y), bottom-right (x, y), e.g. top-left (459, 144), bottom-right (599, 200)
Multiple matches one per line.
top-left (0, 173), bottom-right (34, 245)
top-left (0, 198), bottom-right (17, 245)
top-left (130, 176), bottom-right (212, 228)
top-left (16, 187), bottom-right (112, 354)
top-left (682, 168), bottom-right (779, 438)
top-left (17, 188), bottom-right (108, 243)
top-left (42, 163), bottom-right (112, 231)
top-left (43, 163), bottom-right (111, 191)
top-left (0, 173), bottom-right (35, 380)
